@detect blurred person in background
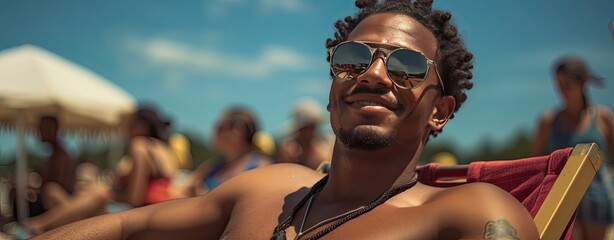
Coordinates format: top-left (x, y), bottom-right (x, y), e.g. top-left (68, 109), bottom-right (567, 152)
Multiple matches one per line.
top-left (37, 116), bottom-right (75, 210)
top-left (113, 104), bottom-right (178, 206)
top-left (173, 106), bottom-right (272, 197)
top-left (277, 99), bottom-right (334, 172)
top-left (18, 104), bottom-right (179, 234)
top-left (534, 56), bottom-right (614, 240)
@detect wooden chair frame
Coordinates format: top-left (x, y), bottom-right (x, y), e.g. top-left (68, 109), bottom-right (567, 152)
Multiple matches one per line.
top-left (417, 143), bottom-right (602, 240)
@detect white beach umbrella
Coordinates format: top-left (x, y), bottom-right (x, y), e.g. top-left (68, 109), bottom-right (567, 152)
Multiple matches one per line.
top-left (0, 44), bottom-right (136, 220)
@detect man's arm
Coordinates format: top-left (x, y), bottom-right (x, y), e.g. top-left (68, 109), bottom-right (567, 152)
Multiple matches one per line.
top-left (476, 184), bottom-right (538, 240)
top-left (30, 212), bottom-right (123, 240)
top-left (440, 183), bottom-right (539, 240)
top-left (481, 219), bottom-right (522, 240)
top-left (32, 173), bottom-right (240, 240)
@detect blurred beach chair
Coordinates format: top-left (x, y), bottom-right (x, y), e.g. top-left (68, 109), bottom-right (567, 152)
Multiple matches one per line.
top-left (417, 143), bottom-right (602, 240)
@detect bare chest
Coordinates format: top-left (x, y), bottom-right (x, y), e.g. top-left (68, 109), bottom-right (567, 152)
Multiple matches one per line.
top-left (220, 199), bottom-right (452, 240)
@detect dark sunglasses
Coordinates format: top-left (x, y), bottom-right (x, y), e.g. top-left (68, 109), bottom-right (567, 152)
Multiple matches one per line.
top-left (328, 41), bottom-right (445, 93)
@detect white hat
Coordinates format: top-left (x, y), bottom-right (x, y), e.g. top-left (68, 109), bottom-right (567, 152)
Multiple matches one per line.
top-left (292, 99), bottom-right (324, 127)
top-left (282, 98), bottom-right (325, 136)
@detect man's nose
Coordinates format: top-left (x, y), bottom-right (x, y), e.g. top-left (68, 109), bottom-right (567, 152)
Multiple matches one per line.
top-left (356, 54), bottom-right (394, 89)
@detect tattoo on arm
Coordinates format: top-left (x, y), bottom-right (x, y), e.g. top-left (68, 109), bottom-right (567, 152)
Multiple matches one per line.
top-left (482, 219), bottom-right (520, 240)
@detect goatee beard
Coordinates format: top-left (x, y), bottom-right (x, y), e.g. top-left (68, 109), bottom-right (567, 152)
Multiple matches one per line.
top-left (337, 127), bottom-right (397, 151)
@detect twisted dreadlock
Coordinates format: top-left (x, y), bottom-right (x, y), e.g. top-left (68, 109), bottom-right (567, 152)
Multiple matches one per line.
top-left (326, 0), bottom-right (474, 138)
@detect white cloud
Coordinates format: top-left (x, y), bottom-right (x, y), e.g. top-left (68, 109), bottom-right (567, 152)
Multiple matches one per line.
top-left (202, 0), bottom-right (306, 18)
top-left (259, 0), bottom-right (302, 13)
top-left (202, 0), bottom-right (245, 18)
top-left (122, 36), bottom-right (315, 79)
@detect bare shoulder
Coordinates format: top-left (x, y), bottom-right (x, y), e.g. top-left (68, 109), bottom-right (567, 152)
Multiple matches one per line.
top-left (245, 163), bottom-right (324, 179)
top-left (538, 109), bottom-right (555, 125)
top-left (212, 163), bottom-right (325, 196)
top-left (593, 105), bottom-right (614, 137)
top-left (430, 182), bottom-right (527, 213)
top-left (595, 105), bottom-right (614, 122)
top-left (426, 182), bottom-right (538, 239)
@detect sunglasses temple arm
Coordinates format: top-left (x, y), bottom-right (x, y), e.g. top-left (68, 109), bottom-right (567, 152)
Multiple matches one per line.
top-left (433, 64), bottom-right (446, 94)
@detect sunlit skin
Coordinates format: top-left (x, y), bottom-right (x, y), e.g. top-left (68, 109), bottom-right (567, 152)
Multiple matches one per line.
top-left (31, 13), bottom-right (537, 240)
top-left (325, 13), bottom-right (452, 203)
top-left (329, 12), bottom-right (445, 152)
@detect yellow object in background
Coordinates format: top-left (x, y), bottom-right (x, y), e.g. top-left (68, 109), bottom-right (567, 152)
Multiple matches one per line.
top-left (253, 131), bottom-right (277, 157)
top-left (169, 133), bottom-right (193, 169)
top-left (432, 152), bottom-right (458, 166)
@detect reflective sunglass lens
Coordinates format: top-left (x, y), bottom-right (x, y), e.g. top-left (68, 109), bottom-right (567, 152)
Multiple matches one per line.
top-left (330, 41), bottom-right (431, 89)
top-left (387, 50), bottom-right (428, 88)
top-left (331, 42), bottom-right (372, 79)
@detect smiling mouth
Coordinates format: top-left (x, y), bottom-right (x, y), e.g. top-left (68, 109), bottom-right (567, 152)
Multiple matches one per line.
top-left (347, 100), bottom-right (398, 114)
top-left (355, 101), bottom-right (383, 107)
top-left (345, 93), bottom-right (399, 111)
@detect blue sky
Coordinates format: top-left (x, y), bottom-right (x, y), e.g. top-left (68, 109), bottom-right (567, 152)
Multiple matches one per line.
top-left (1, 0), bottom-right (613, 159)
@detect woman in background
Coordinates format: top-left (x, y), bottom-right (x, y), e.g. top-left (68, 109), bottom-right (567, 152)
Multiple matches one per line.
top-left (114, 105), bottom-right (178, 206)
top-left (175, 106), bottom-right (272, 197)
top-left (534, 56), bottom-right (614, 240)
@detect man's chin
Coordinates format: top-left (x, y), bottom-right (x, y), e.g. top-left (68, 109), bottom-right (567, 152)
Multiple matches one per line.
top-left (337, 126), bottom-right (396, 151)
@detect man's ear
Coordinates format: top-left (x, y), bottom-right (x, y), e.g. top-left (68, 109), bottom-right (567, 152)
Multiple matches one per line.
top-left (428, 95), bottom-right (455, 131)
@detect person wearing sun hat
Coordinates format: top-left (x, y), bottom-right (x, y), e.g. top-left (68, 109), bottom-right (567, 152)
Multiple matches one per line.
top-left (534, 55), bottom-right (614, 240)
top-left (277, 98), bottom-right (334, 171)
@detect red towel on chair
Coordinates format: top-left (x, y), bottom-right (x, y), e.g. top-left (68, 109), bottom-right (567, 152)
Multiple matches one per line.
top-left (466, 147), bottom-right (572, 216)
top-left (417, 147), bottom-right (575, 239)
top-left (466, 147), bottom-right (574, 240)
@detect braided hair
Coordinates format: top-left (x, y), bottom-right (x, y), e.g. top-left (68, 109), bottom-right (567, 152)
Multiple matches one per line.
top-left (326, 0), bottom-right (474, 138)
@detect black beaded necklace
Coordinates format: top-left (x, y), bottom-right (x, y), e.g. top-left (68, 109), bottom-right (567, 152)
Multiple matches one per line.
top-left (270, 173), bottom-right (419, 240)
